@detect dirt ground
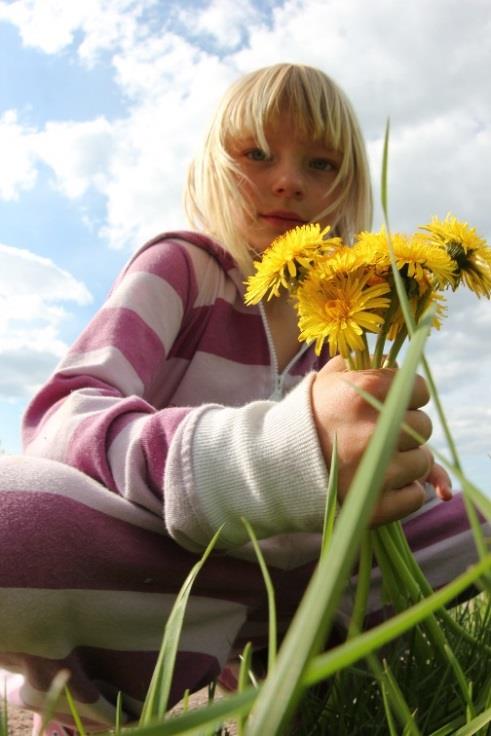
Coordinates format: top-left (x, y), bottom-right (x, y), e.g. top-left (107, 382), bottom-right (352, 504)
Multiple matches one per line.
top-left (4, 705), bottom-right (33, 736)
top-left (3, 686), bottom-right (238, 735)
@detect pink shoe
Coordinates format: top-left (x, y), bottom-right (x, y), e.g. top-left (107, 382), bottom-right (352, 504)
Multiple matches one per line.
top-left (32, 714), bottom-right (76, 736)
top-left (217, 664), bottom-right (239, 692)
top-left (218, 650), bottom-right (267, 692)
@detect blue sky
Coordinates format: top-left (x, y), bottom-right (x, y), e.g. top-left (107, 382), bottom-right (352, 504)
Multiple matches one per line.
top-left (0, 0), bottom-right (490, 494)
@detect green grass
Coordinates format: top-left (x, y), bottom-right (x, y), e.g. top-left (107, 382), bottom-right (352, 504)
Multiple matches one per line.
top-left (294, 596), bottom-right (491, 735)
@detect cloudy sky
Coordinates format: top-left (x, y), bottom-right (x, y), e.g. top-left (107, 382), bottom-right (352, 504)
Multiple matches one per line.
top-left (0, 0), bottom-right (490, 493)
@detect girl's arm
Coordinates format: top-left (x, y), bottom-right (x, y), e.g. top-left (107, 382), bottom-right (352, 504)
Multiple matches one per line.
top-left (22, 237), bottom-right (211, 518)
top-left (169, 356), bottom-right (433, 551)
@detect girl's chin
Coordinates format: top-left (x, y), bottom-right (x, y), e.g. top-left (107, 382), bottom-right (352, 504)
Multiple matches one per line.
top-left (248, 223), bottom-right (302, 253)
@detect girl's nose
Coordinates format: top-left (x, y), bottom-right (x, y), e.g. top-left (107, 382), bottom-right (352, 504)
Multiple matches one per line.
top-left (272, 164), bottom-right (304, 198)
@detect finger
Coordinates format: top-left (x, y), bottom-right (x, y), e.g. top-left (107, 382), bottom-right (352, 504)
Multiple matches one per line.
top-left (398, 410), bottom-right (432, 450)
top-left (384, 446), bottom-right (433, 491)
top-left (425, 463), bottom-right (453, 501)
top-left (321, 354), bottom-right (348, 374)
top-left (371, 482), bottom-right (426, 526)
top-left (408, 373), bottom-right (430, 410)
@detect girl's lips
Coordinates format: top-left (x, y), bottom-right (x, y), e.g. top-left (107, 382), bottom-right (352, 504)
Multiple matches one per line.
top-left (260, 212), bottom-right (306, 228)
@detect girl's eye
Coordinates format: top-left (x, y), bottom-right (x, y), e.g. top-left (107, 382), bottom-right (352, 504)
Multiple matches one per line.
top-left (310, 158), bottom-right (337, 172)
top-left (245, 148), bottom-right (269, 162)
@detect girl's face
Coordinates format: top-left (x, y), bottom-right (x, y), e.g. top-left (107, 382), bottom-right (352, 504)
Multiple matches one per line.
top-left (232, 118), bottom-right (342, 254)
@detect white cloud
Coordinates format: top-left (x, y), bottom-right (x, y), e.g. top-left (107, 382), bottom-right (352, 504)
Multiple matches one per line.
top-left (0, 243), bottom-right (92, 307)
top-left (424, 291), bottom-right (491, 461)
top-left (99, 51), bottom-right (235, 248)
top-left (0, 243), bottom-right (92, 399)
top-left (232, 0), bottom-right (491, 126)
top-left (0, 110), bottom-right (38, 200)
top-left (369, 113), bottom-right (491, 236)
top-left (0, 0), bottom-right (152, 62)
top-left (35, 117), bottom-right (114, 198)
top-left (178, 0), bottom-right (261, 51)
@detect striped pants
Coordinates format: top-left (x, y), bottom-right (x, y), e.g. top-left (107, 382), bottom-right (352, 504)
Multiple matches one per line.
top-left (0, 455), bottom-right (485, 729)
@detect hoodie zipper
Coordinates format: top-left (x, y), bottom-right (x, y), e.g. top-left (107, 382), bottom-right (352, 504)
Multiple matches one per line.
top-left (258, 302), bottom-right (309, 400)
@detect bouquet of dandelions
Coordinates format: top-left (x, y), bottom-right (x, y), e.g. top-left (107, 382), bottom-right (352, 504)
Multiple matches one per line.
top-left (244, 214), bottom-right (491, 713)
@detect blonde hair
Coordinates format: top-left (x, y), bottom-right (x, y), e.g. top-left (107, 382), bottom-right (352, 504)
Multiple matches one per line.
top-left (185, 63), bottom-right (372, 274)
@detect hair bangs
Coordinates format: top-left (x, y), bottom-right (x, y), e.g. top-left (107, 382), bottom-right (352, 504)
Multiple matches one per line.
top-left (220, 65), bottom-right (350, 156)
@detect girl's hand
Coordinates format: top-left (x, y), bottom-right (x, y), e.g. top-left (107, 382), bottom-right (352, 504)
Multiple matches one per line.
top-left (310, 355), bottom-right (433, 526)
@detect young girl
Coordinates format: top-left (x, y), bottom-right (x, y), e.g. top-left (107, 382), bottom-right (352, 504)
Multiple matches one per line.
top-left (0, 63), bottom-right (479, 731)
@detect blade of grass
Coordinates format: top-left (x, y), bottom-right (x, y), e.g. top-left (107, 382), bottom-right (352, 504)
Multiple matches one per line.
top-left (241, 518), bottom-right (277, 672)
top-left (420, 353), bottom-right (490, 565)
top-left (237, 642), bottom-right (253, 736)
top-left (380, 120), bottom-right (417, 338)
top-left (321, 433), bottom-right (339, 559)
top-left (36, 669), bottom-right (71, 736)
top-left (347, 532), bottom-right (373, 639)
top-left (380, 118), bottom-right (390, 217)
top-left (181, 690), bottom-right (190, 713)
top-left (452, 707), bottom-right (491, 736)
top-left (115, 691), bottom-right (123, 735)
top-left (64, 685), bottom-right (87, 736)
top-left (139, 527), bottom-right (223, 725)
top-left (246, 313), bottom-right (434, 735)
top-left (380, 676), bottom-right (399, 736)
top-left (369, 656), bottom-right (421, 735)
top-left (0, 681), bottom-right (7, 736)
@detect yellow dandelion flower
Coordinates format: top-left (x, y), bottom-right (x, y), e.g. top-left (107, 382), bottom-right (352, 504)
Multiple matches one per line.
top-left (244, 223), bottom-right (342, 304)
top-left (296, 270), bottom-right (391, 358)
top-left (354, 230), bottom-right (392, 267)
top-left (394, 233), bottom-right (456, 287)
top-left (425, 289), bottom-right (447, 330)
top-left (420, 214), bottom-right (491, 297)
top-left (386, 290), bottom-right (447, 341)
top-left (356, 230), bottom-right (455, 287)
top-left (314, 245), bottom-right (367, 279)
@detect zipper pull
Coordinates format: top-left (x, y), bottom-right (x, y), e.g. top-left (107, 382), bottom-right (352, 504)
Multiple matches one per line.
top-left (269, 374), bottom-right (283, 401)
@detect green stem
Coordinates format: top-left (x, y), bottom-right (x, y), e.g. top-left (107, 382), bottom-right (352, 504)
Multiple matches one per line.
top-left (321, 434), bottom-right (339, 560)
top-left (242, 518), bottom-right (277, 672)
top-left (373, 329), bottom-right (387, 368)
top-left (373, 290), bottom-right (401, 368)
top-left (348, 532), bottom-right (373, 639)
top-left (360, 335), bottom-right (371, 369)
top-left (238, 642), bottom-right (253, 736)
top-left (420, 354), bottom-right (489, 563)
top-left (385, 327), bottom-right (408, 367)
